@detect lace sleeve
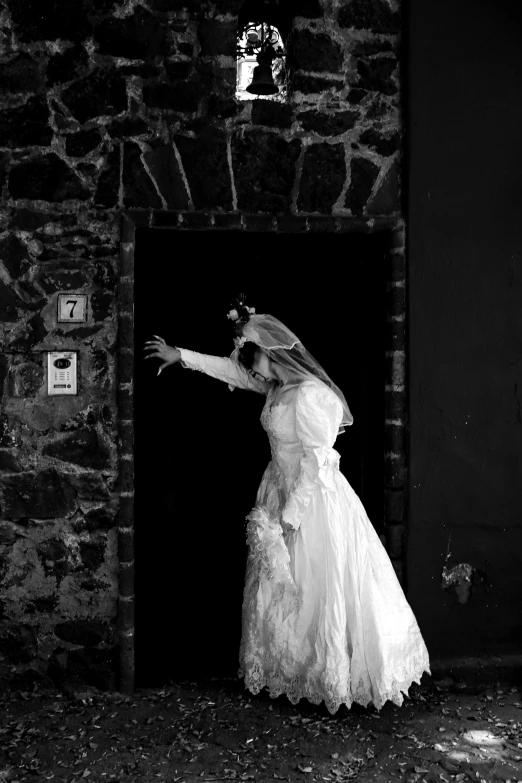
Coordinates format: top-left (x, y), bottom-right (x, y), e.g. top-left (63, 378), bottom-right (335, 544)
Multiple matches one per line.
top-left (281, 382), bottom-right (344, 531)
top-left (175, 347), bottom-right (269, 394)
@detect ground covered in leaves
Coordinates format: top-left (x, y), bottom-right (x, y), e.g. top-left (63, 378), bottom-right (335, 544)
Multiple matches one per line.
top-left (1, 677), bottom-right (521, 783)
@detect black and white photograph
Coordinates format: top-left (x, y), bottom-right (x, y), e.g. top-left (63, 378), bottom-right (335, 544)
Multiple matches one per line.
top-left (0, 0), bottom-right (521, 781)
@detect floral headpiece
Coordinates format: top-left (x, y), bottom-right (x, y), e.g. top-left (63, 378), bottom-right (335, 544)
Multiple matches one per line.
top-left (227, 293), bottom-right (256, 349)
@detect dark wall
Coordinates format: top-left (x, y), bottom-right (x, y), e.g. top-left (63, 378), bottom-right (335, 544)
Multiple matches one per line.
top-left (407, 0), bottom-right (522, 654)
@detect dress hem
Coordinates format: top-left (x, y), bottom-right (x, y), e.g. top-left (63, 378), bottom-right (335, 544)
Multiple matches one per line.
top-left (237, 657), bottom-right (432, 715)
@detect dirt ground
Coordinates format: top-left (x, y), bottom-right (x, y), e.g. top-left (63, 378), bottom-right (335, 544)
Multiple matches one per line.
top-left (1, 676), bottom-right (521, 783)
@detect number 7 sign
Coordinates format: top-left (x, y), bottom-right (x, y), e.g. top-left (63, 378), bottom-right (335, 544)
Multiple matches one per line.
top-left (57, 293), bottom-right (88, 323)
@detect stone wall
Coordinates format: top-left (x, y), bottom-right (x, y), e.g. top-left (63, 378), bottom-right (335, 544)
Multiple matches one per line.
top-left (0, 0), bottom-right (402, 688)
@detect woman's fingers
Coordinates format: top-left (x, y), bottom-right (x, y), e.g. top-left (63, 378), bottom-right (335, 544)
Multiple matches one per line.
top-left (143, 338), bottom-right (174, 375)
top-left (144, 336), bottom-right (165, 346)
top-left (144, 349), bottom-right (168, 358)
top-left (143, 342), bottom-right (165, 353)
top-left (144, 346), bottom-right (165, 357)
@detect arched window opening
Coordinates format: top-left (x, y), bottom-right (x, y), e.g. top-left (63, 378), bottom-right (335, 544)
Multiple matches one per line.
top-left (236, 20), bottom-right (287, 102)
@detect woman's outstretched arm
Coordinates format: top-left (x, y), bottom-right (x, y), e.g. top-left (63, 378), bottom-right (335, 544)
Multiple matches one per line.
top-left (143, 336), bottom-right (269, 394)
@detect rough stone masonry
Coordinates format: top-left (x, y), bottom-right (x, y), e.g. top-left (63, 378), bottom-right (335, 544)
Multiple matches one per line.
top-left (0, 0), bottom-right (404, 689)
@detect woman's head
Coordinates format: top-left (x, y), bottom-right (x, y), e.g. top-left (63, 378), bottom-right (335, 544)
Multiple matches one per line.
top-left (232, 313), bottom-right (353, 428)
top-left (237, 342), bottom-right (277, 382)
top-left (237, 341), bottom-right (304, 385)
top-left (236, 340), bottom-right (258, 372)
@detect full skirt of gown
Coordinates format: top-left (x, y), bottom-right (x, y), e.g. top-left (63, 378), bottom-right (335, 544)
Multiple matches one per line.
top-left (237, 381), bottom-right (431, 714)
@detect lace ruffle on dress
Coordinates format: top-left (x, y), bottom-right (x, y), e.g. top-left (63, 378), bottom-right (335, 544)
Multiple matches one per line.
top-left (176, 348), bottom-right (431, 714)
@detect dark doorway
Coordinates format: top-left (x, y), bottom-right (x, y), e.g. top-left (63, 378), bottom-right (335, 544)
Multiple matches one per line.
top-left (133, 228), bottom-right (389, 686)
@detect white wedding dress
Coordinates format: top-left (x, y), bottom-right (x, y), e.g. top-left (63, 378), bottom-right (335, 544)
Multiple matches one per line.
top-left (176, 348), bottom-right (431, 714)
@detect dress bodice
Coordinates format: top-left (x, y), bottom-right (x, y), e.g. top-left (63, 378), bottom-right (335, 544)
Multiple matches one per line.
top-left (260, 386), bottom-right (304, 482)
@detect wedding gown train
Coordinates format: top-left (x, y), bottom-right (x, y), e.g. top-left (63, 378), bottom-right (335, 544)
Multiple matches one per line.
top-left (176, 348), bottom-right (431, 713)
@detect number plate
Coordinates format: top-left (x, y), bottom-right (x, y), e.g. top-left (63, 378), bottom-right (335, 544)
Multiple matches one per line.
top-left (57, 293), bottom-right (88, 323)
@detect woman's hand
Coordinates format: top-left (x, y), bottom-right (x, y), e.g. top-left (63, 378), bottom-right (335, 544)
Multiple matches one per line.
top-left (143, 336), bottom-right (181, 376)
top-left (281, 519), bottom-right (295, 535)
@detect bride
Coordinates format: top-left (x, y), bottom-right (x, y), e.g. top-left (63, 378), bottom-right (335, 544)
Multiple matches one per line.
top-left (144, 297), bottom-right (430, 714)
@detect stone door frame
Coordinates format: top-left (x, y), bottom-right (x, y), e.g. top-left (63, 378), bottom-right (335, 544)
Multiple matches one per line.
top-left (116, 210), bottom-right (408, 693)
